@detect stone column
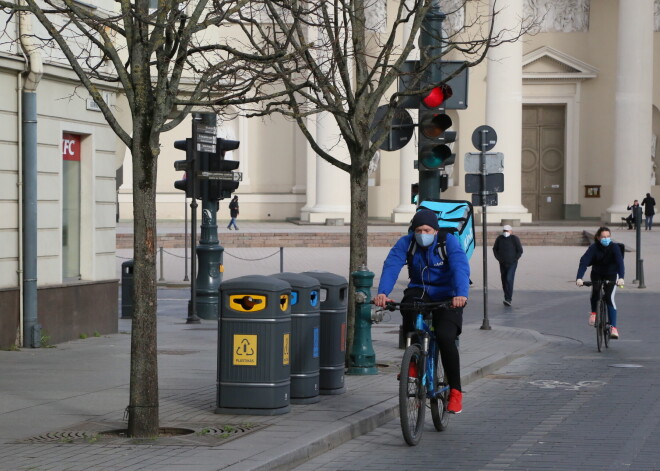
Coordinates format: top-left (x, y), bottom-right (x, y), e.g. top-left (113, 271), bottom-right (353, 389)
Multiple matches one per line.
top-left (485, 0), bottom-right (531, 223)
top-left (392, 4), bottom-right (419, 223)
top-left (606, 0), bottom-right (654, 221)
top-left (306, 111), bottom-right (351, 224)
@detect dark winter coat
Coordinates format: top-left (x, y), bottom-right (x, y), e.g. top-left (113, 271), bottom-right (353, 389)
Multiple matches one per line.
top-left (492, 234), bottom-right (523, 266)
top-left (229, 199), bottom-right (239, 218)
top-left (576, 242), bottom-right (625, 280)
top-left (642, 196), bottom-right (656, 216)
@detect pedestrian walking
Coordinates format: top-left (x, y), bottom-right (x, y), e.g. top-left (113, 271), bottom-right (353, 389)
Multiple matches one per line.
top-left (227, 195), bottom-right (239, 230)
top-left (641, 193), bottom-right (656, 230)
top-left (492, 224), bottom-right (523, 307)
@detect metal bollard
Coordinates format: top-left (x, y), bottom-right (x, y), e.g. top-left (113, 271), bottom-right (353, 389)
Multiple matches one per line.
top-left (346, 265), bottom-right (379, 375)
top-left (159, 247), bottom-right (165, 282)
top-left (638, 259), bottom-right (646, 289)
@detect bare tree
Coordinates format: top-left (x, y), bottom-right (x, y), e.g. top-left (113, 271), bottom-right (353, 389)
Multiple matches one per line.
top-left (0, 0), bottom-right (297, 437)
top-left (226, 0), bottom-right (529, 357)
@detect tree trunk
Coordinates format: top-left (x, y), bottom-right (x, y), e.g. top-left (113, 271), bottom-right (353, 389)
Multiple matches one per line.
top-left (346, 157), bottom-right (370, 361)
top-left (127, 134), bottom-right (160, 437)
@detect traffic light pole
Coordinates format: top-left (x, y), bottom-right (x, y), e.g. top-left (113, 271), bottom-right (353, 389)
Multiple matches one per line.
top-left (187, 115), bottom-right (201, 324)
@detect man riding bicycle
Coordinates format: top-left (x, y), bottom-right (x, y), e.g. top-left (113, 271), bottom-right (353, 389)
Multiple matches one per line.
top-left (575, 226), bottom-right (625, 339)
top-left (374, 209), bottom-right (470, 413)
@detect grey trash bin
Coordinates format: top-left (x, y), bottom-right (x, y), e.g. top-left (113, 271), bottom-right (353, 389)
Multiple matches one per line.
top-left (216, 275), bottom-right (292, 415)
top-left (272, 273), bottom-right (321, 404)
top-left (302, 271), bottom-right (348, 395)
top-left (121, 260), bottom-right (134, 319)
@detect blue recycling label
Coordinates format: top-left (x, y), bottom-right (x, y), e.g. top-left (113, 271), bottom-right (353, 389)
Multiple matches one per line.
top-left (313, 327), bottom-right (320, 358)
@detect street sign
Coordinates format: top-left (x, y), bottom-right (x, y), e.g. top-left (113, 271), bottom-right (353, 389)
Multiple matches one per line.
top-left (465, 173), bottom-right (504, 194)
top-left (196, 124), bottom-right (216, 135)
top-left (472, 193), bottom-right (498, 206)
top-left (370, 105), bottom-right (415, 151)
top-left (197, 143), bottom-right (216, 153)
top-left (196, 133), bottom-right (216, 144)
top-left (471, 125), bottom-right (497, 152)
top-left (199, 171), bottom-right (242, 181)
top-left (464, 152), bottom-right (504, 174)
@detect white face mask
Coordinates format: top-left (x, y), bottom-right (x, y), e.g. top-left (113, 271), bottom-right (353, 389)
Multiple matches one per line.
top-left (503, 231), bottom-right (511, 238)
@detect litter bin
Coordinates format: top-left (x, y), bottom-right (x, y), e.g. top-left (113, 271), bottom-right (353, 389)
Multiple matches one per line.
top-left (302, 271), bottom-right (347, 395)
top-left (216, 275), bottom-right (292, 415)
top-left (121, 260), bottom-right (134, 319)
top-left (272, 273), bottom-right (321, 404)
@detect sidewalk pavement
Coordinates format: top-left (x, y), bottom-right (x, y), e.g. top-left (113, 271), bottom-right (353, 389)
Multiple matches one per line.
top-left (2, 222), bottom-right (658, 471)
top-left (0, 303), bottom-right (549, 471)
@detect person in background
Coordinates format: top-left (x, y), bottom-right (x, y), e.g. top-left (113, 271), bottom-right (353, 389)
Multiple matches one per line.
top-left (641, 193), bottom-right (656, 230)
top-left (227, 195), bottom-right (239, 230)
top-left (373, 209), bottom-right (469, 414)
top-left (492, 225), bottom-right (523, 307)
top-left (575, 227), bottom-right (625, 339)
top-left (625, 200), bottom-right (640, 230)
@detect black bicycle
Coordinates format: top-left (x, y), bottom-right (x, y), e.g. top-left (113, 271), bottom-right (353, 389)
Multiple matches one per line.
top-left (381, 300), bottom-right (454, 446)
top-left (582, 281), bottom-right (613, 352)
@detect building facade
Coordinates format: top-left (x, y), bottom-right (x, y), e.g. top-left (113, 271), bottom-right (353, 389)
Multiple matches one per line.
top-left (0, 8), bottom-right (123, 348)
top-left (120, 0), bottom-right (659, 227)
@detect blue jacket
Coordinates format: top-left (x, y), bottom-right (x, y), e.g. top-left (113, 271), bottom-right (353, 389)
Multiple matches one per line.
top-left (576, 242), bottom-right (625, 280)
top-left (377, 232), bottom-right (470, 300)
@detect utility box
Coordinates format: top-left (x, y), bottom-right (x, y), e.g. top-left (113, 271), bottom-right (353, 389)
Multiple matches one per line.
top-left (120, 260), bottom-right (134, 319)
top-left (302, 271), bottom-right (348, 395)
top-left (216, 275), bottom-right (292, 415)
top-left (272, 273), bottom-right (321, 404)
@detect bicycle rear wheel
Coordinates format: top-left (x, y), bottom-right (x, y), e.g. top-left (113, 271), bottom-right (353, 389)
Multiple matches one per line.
top-left (595, 300), bottom-right (604, 352)
top-left (399, 345), bottom-right (426, 446)
top-left (430, 359), bottom-right (450, 432)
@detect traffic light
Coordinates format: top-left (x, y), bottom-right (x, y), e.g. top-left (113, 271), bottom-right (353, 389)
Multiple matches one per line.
top-left (207, 138), bottom-right (240, 201)
top-left (418, 83), bottom-right (456, 170)
top-left (173, 138), bottom-right (197, 198)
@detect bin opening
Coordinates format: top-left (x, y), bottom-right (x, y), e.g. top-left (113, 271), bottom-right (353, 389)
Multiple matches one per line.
top-left (279, 294), bottom-right (289, 311)
top-left (290, 291), bottom-right (299, 306)
top-left (310, 290), bottom-right (319, 307)
top-left (229, 295), bottom-right (266, 312)
top-left (319, 289), bottom-right (328, 303)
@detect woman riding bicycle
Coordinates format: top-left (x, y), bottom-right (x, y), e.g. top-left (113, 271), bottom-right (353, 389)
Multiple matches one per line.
top-left (373, 209), bottom-right (470, 413)
top-left (575, 226), bottom-right (625, 339)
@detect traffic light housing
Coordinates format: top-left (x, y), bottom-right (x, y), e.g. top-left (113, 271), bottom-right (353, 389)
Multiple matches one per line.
top-left (173, 138), bottom-right (197, 198)
top-left (418, 83), bottom-right (456, 170)
top-left (207, 138), bottom-right (240, 201)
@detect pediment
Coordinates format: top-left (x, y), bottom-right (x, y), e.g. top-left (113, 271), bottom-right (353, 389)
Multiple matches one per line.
top-left (522, 46), bottom-right (598, 81)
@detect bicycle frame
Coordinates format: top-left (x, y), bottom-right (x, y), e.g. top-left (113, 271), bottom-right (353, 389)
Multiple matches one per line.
top-left (410, 313), bottom-right (448, 400)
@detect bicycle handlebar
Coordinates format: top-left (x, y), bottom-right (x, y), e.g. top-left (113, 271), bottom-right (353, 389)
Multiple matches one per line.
top-left (373, 300), bottom-right (456, 312)
top-left (582, 280), bottom-right (615, 287)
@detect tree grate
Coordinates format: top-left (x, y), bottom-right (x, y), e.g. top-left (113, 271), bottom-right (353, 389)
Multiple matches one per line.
top-left (15, 422), bottom-right (267, 446)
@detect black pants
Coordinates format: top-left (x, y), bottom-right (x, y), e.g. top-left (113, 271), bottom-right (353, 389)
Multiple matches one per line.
top-left (401, 287), bottom-right (463, 391)
top-left (499, 261), bottom-right (518, 302)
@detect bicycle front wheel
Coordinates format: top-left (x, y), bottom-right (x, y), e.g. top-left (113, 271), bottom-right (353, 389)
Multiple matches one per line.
top-left (602, 301), bottom-right (610, 349)
top-left (430, 359), bottom-right (450, 432)
top-left (399, 345), bottom-right (426, 446)
top-left (595, 300), bottom-right (604, 352)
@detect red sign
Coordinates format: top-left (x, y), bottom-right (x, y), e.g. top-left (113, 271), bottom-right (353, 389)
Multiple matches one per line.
top-left (62, 134), bottom-right (81, 161)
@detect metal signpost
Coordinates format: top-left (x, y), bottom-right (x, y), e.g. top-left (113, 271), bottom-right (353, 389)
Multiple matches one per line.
top-left (466, 125), bottom-right (502, 330)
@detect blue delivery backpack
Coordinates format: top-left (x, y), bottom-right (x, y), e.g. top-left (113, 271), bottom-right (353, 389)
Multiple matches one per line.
top-left (411, 199), bottom-right (476, 262)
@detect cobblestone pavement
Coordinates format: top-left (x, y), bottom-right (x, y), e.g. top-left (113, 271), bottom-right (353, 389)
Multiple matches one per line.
top-left (291, 291), bottom-right (660, 471)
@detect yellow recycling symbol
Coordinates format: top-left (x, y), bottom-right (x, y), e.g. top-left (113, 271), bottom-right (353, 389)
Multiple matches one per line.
top-left (233, 334), bottom-right (257, 366)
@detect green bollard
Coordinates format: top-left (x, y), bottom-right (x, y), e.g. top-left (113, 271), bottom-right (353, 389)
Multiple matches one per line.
top-left (346, 265), bottom-right (379, 375)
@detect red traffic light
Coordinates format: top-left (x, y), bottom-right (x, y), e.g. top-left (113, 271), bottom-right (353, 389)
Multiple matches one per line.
top-left (422, 83), bottom-right (453, 108)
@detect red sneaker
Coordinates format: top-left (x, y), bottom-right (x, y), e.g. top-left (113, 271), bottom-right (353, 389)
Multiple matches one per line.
top-left (447, 389), bottom-right (463, 414)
